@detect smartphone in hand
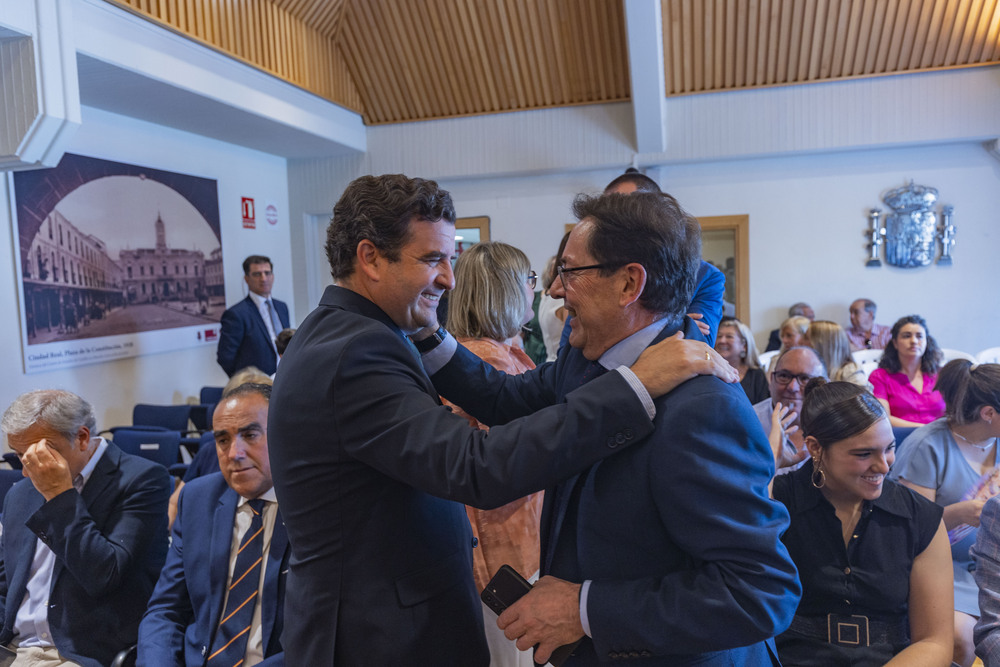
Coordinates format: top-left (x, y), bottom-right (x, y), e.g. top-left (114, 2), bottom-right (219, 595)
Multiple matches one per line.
top-left (481, 565), bottom-right (582, 667)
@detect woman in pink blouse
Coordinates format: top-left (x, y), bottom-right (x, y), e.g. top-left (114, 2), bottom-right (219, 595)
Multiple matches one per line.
top-left (869, 315), bottom-right (946, 427)
top-left (442, 241), bottom-right (542, 667)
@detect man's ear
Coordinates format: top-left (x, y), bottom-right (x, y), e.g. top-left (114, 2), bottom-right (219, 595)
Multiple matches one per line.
top-left (75, 426), bottom-right (91, 451)
top-left (355, 240), bottom-right (382, 282)
top-left (619, 263), bottom-right (648, 307)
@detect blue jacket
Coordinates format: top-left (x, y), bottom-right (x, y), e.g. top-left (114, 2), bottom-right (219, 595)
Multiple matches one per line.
top-left (433, 317), bottom-right (800, 666)
top-left (138, 473), bottom-right (288, 666)
top-left (0, 444), bottom-right (170, 667)
top-left (217, 295), bottom-right (290, 376)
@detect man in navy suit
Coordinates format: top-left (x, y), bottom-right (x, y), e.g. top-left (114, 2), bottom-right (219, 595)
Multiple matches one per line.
top-left (139, 382), bottom-right (287, 666)
top-left (429, 192), bottom-right (800, 665)
top-left (0, 390), bottom-right (171, 667)
top-left (268, 175), bottom-right (733, 666)
top-left (217, 255), bottom-right (290, 376)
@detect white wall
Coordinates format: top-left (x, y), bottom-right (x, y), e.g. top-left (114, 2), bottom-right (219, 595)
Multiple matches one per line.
top-left (437, 141), bottom-right (998, 355)
top-left (0, 106), bottom-right (291, 430)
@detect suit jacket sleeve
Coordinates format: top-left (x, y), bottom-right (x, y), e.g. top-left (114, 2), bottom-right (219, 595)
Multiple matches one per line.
top-left (217, 305), bottom-right (246, 377)
top-left (688, 261), bottom-right (725, 347)
top-left (586, 383), bottom-right (799, 655)
top-left (137, 484), bottom-right (195, 667)
top-left (432, 341), bottom-right (573, 427)
top-left (974, 496), bottom-right (1000, 665)
top-left (25, 462), bottom-right (171, 599)
top-left (336, 327), bottom-right (653, 509)
top-left (0, 493), bottom-right (11, 631)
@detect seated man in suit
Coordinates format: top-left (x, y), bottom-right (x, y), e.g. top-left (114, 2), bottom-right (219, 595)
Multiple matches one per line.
top-left (428, 192), bottom-right (800, 665)
top-left (268, 174), bottom-right (735, 666)
top-left (217, 255), bottom-right (290, 377)
top-left (139, 382), bottom-right (287, 666)
top-left (0, 390), bottom-right (171, 667)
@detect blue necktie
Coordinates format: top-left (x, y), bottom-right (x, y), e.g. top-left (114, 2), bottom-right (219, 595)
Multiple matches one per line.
top-left (266, 299), bottom-right (282, 341)
top-left (209, 498), bottom-right (266, 666)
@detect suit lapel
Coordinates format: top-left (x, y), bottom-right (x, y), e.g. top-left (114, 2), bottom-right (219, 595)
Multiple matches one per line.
top-left (542, 317), bottom-right (698, 573)
top-left (261, 507), bottom-right (288, 653)
top-left (54, 445), bottom-right (119, 584)
top-left (209, 488), bottom-right (240, 630)
top-left (321, 286), bottom-right (438, 396)
top-left (245, 296), bottom-right (273, 345)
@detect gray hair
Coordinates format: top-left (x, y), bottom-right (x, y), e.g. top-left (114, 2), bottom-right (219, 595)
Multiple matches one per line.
top-left (788, 302), bottom-right (813, 317)
top-left (2, 390), bottom-right (96, 441)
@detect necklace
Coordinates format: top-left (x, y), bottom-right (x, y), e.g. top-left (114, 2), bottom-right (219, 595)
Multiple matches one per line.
top-left (952, 428), bottom-right (998, 451)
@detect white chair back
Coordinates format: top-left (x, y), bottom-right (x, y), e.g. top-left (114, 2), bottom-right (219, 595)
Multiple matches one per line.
top-left (941, 348), bottom-right (977, 364)
top-left (758, 350), bottom-right (779, 372)
top-left (976, 347), bottom-right (1000, 364)
top-left (851, 349), bottom-right (883, 381)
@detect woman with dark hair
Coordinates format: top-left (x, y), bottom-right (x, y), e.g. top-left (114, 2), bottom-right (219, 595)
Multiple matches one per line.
top-left (771, 379), bottom-right (952, 666)
top-left (870, 315), bottom-right (946, 427)
top-left (443, 241), bottom-right (542, 667)
top-left (890, 360), bottom-right (1000, 666)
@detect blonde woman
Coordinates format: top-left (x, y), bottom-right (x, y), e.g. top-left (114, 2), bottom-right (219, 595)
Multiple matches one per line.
top-left (716, 319), bottom-right (769, 403)
top-left (808, 320), bottom-right (866, 386)
top-left (445, 241), bottom-right (542, 667)
top-left (768, 315), bottom-right (811, 372)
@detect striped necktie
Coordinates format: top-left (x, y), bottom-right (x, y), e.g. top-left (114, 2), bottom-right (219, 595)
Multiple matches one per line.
top-left (209, 498), bottom-right (266, 666)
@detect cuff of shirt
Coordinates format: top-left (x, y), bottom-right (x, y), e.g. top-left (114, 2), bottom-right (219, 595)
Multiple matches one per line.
top-left (615, 366), bottom-right (656, 420)
top-left (580, 580), bottom-right (592, 637)
top-left (420, 332), bottom-right (458, 375)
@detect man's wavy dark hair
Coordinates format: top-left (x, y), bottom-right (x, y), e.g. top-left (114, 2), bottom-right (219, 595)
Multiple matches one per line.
top-left (326, 174), bottom-right (456, 280)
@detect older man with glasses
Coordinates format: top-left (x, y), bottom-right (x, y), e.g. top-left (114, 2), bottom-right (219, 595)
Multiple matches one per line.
top-left (754, 346), bottom-right (828, 473)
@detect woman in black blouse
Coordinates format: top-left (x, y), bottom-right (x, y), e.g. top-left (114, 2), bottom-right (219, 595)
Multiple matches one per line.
top-left (715, 318), bottom-right (769, 404)
top-left (770, 379), bottom-right (953, 666)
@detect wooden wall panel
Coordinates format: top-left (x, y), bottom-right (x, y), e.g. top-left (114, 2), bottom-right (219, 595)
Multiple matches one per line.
top-left (109, 0), bottom-right (362, 113)
top-left (106, 0), bottom-right (1000, 125)
top-left (662, 0), bottom-right (1000, 95)
top-left (336, 0), bottom-right (629, 125)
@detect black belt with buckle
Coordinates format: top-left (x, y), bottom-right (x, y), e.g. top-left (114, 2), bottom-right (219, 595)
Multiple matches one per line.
top-left (788, 613), bottom-right (909, 648)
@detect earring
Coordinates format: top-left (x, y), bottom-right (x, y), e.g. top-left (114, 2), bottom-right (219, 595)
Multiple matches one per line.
top-left (811, 458), bottom-right (826, 489)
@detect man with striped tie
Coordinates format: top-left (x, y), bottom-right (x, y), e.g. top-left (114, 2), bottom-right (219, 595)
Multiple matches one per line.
top-left (138, 382), bottom-right (288, 666)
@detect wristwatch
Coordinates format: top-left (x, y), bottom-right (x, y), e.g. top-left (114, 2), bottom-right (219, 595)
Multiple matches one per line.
top-left (413, 327), bottom-right (448, 353)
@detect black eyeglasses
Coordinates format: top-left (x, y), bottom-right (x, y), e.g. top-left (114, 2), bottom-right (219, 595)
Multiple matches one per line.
top-left (527, 270), bottom-right (537, 290)
top-left (556, 263), bottom-right (614, 285)
top-left (772, 370), bottom-right (817, 387)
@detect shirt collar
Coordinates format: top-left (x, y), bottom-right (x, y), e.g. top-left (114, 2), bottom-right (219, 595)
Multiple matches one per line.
top-left (74, 437), bottom-right (108, 492)
top-left (787, 459), bottom-right (915, 520)
top-left (247, 291), bottom-right (270, 307)
top-left (596, 318), bottom-right (670, 370)
top-left (237, 486), bottom-right (278, 507)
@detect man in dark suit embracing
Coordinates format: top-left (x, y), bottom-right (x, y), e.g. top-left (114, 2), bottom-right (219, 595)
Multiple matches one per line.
top-left (267, 175), bottom-right (732, 666)
top-left (217, 255), bottom-right (290, 377)
top-left (429, 191), bottom-right (801, 665)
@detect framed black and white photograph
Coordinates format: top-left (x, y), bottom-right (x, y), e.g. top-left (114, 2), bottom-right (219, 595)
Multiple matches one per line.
top-left (11, 153), bottom-right (223, 372)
